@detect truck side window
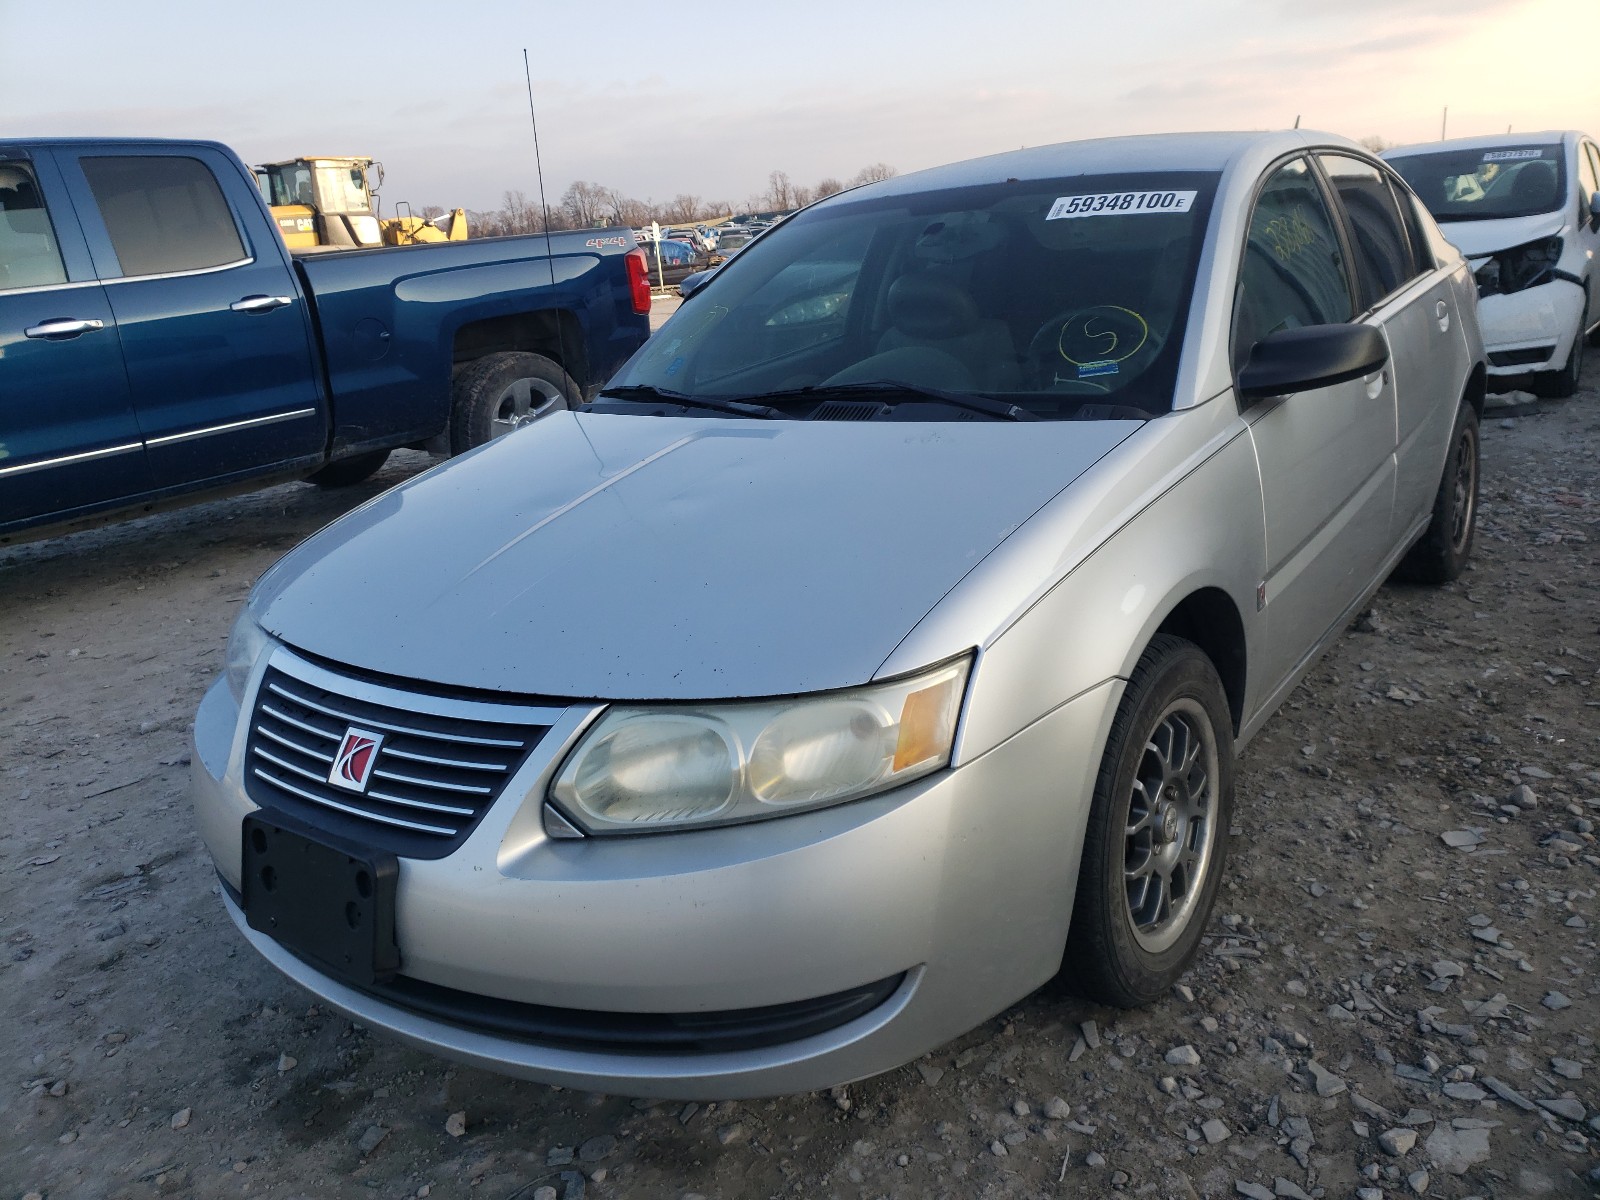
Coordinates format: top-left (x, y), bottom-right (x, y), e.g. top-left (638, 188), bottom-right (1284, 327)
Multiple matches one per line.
top-left (80, 155), bottom-right (246, 278)
top-left (0, 163), bottom-right (69, 290)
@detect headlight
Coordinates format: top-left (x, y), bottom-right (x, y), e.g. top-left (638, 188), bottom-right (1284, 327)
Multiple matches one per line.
top-left (224, 610), bottom-right (275, 703)
top-left (550, 656), bottom-right (971, 834)
top-left (1475, 236), bottom-right (1562, 297)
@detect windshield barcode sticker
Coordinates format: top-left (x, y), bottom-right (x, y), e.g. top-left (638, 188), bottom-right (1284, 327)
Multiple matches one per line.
top-left (1481, 149), bottom-right (1546, 162)
top-left (1047, 191), bottom-right (1197, 220)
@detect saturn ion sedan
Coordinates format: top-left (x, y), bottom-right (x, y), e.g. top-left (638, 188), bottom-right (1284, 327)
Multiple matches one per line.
top-left (193, 130), bottom-right (1486, 1099)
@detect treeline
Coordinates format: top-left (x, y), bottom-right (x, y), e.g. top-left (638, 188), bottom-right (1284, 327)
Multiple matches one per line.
top-left (462, 163), bottom-right (897, 237)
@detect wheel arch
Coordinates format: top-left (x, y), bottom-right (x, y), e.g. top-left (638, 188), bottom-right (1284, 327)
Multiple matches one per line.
top-left (452, 309), bottom-right (589, 388)
top-left (1464, 359), bottom-right (1486, 419)
top-left (1149, 587), bottom-right (1247, 736)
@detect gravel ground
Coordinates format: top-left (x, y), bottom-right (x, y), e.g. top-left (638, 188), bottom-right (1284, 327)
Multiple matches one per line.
top-left (1, 352), bottom-right (1596, 1200)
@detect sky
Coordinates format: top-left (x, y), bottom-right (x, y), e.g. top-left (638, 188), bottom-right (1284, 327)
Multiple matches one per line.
top-left (4, 0), bottom-right (1597, 216)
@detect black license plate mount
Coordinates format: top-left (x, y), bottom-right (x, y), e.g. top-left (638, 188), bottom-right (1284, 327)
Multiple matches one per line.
top-left (241, 811), bottom-right (400, 986)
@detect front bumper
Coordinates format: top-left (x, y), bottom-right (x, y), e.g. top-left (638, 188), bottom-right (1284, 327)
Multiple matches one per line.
top-left (1475, 278), bottom-right (1585, 384)
top-left (191, 649), bottom-right (1118, 1098)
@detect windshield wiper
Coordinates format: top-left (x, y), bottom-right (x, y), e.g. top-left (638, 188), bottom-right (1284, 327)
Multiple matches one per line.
top-left (594, 385), bottom-right (784, 419)
top-left (730, 381), bottom-right (1040, 422)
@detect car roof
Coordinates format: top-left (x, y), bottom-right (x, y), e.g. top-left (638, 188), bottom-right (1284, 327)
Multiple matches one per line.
top-left (858, 130), bottom-right (1366, 197)
top-left (1384, 130), bottom-right (1583, 157)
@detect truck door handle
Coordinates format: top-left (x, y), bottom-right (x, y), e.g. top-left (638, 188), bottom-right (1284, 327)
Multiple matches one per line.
top-left (230, 295), bottom-right (293, 314)
top-left (23, 317), bottom-right (106, 339)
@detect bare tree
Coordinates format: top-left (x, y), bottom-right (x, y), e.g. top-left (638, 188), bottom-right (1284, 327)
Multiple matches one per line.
top-left (765, 169), bottom-right (796, 210)
top-left (665, 193), bottom-right (703, 224)
top-left (791, 184), bottom-right (814, 208)
top-left (559, 180), bottom-right (610, 229)
top-left (813, 177), bottom-right (844, 199)
top-left (851, 162), bottom-right (897, 185)
top-left (418, 205), bottom-right (445, 220)
top-left (1358, 135), bottom-right (1393, 154)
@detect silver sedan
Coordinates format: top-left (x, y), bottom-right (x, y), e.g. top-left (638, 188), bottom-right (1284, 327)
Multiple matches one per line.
top-left (193, 130), bottom-right (1485, 1098)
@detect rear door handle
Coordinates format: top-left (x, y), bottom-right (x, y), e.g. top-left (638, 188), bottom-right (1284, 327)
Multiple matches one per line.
top-left (23, 317), bottom-right (106, 339)
top-left (1435, 299), bottom-right (1451, 333)
top-left (230, 295), bottom-right (293, 314)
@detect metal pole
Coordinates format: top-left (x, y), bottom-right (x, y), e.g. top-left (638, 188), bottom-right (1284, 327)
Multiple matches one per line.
top-left (1441, 106), bottom-right (1448, 140)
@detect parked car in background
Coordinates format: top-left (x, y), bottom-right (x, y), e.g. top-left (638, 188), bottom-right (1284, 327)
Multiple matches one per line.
top-left (640, 236), bottom-right (712, 287)
top-left (1385, 131), bottom-right (1600, 396)
top-left (195, 130), bottom-right (1484, 1099)
top-left (0, 138), bottom-right (651, 546)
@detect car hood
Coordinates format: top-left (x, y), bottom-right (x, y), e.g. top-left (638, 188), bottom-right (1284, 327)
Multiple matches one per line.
top-left (1438, 210), bottom-right (1568, 259)
top-left (252, 412), bottom-right (1138, 699)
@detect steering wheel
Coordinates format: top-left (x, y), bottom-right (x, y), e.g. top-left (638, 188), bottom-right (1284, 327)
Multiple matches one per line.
top-left (1026, 304), bottom-right (1158, 391)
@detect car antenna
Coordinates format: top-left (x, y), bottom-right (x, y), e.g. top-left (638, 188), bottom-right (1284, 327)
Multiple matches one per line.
top-left (523, 48), bottom-right (577, 409)
top-left (1293, 114), bottom-right (1301, 129)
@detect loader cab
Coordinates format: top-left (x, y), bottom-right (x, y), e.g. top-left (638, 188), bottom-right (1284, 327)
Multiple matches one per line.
top-left (257, 156), bottom-right (384, 250)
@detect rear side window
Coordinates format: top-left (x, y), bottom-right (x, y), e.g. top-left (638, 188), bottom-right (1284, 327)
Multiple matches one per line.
top-left (0, 162), bottom-right (68, 290)
top-left (80, 155), bottom-right (246, 277)
top-left (1317, 153), bottom-right (1418, 309)
top-left (1234, 158), bottom-right (1354, 363)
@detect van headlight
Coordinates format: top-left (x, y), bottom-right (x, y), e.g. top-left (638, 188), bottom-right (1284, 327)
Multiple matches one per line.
top-left (224, 610), bottom-right (275, 703)
top-left (550, 657), bottom-right (971, 834)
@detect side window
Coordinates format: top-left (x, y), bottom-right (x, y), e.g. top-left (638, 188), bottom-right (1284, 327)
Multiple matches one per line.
top-left (79, 155), bottom-right (246, 278)
top-left (1234, 158), bottom-right (1354, 364)
top-left (0, 162), bottom-right (69, 290)
top-left (1317, 154), bottom-right (1417, 309)
top-left (1386, 178), bottom-right (1437, 273)
top-left (1578, 143), bottom-right (1600, 212)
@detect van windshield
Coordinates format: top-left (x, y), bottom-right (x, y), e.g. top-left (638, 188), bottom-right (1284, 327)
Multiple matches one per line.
top-left (1387, 145), bottom-right (1566, 222)
top-left (607, 172), bottom-right (1218, 419)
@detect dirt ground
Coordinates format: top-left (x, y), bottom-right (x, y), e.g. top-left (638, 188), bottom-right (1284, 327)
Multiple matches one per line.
top-left (1, 349), bottom-right (1596, 1200)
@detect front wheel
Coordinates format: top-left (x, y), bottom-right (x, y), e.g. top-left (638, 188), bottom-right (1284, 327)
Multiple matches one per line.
top-left (1533, 315), bottom-right (1586, 398)
top-left (1061, 635), bottom-right (1234, 1008)
top-left (450, 351), bottom-right (579, 454)
top-left (1394, 400), bottom-right (1478, 584)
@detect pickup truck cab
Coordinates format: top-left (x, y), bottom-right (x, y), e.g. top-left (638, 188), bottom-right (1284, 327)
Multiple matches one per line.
top-left (0, 139), bottom-right (652, 544)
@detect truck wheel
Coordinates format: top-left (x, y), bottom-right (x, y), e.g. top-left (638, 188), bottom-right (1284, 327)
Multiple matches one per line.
top-left (306, 449), bottom-right (391, 489)
top-left (1394, 400), bottom-right (1478, 585)
top-left (451, 352), bottom-right (579, 454)
top-left (1061, 635), bottom-right (1234, 1008)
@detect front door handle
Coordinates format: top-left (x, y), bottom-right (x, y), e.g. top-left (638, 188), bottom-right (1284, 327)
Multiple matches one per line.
top-left (23, 317), bottom-right (106, 339)
top-left (1435, 299), bottom-right (1451, 333)
top-left (1364, 369), bottom-right (1387, 400)
top-left (230, 295), bottom-right (293, 314)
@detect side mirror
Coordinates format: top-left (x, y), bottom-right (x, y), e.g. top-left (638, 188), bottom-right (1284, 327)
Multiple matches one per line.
top-left (678, 269), bottom-right (715, 300)
top-left (1589, 190), bottom-right (1600, 217)
top-left (1237, 324), bottom-right (1389, 400)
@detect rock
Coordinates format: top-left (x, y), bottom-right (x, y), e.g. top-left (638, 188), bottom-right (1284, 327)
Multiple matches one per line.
top-left (1306, 1060), bottom-right (1346, 1097)
top-left (1440, 830), bottom-right (1482, 849)
top-left (1085, 1150), bottom-right (1107, 1167)
top-left (1542, 991), bottom-right (1572, 1010)
top-left (1043, 1096), bottom-right (1071, 1119)
top-left (1407, 1169), bottom-right (1430, 1194)
top-left (532, 1189), bottom-right (557, 1200)
top-left (547, 1146), bottom-right (574, 1166)
top-left (1470, 926), bottom-right (1501, 944)
top-left (1082, 1019), bottom-right (1100, 1049)
top-left (1201, 1118), bottom-right (1230, 1144)
top-left (1379, 1127), bottom-right (1418, 1155)
top-left (1165, 1044), bottom-right (1202, 1067)
top-left (170, 1108), bottom-right (192, 1130)
top-left (276, 1053), bottom-right (297, 1073)
top-left (1481, 1076), bottom-right (1537, 1111)
top-left (829, 1085), bottom-right (852, 1111)
top-left (357, 1125), bottom-right (388, 1155)
top-left (445, 1111), bottom-right (467, 1138)
top-left (1272, 1179), bottom-right (1312, 1199)
top-left (715, 1125), bottom-right (745, 1146)
top-left (1158, 1076), bottom-right (1179, 1095)
top-left (1012, 1099), bottom-right (1030, 1117)
top-left (47, 1080), bottom-right (68, 1097)
top-left (916, 1062), bottom-right (944, 1086)
top-left (1236, 1183), bottom-right (1274, 1200)
top-left (1508, 784), bottom-right (1538, 809)
top-left (989, 1139), bottom-right (1007, 1157)
top-left (1356, 1189), bottom-right (1383, 1200)
top-left (1551, 1057), bottom-right (1583, 1080)
top-left (1442, 1081), bottom-right (1486, 1101)
top-left (1423, 1124), bottom-right (1490, 1174)
top-left (1325, 1003), bottom-right (1357, 1021)
top-left (578, 1135), bottom-right (616, 1162)
top-left (1534, 1095), bottom-right (1586, 1122)
top-left (1284, 979), bottom-right (1308, 997)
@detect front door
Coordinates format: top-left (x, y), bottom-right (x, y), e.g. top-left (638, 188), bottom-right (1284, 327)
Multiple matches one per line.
top-left (59, 146), bottom-right (326, 488)
top-left (1236, 157), bottom-right (1399, 691)
top-left (0, 154), bottom-right (152, 531)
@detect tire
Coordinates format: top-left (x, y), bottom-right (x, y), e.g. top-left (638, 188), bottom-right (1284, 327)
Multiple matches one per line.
top-left (305, 448), bottom-right (391, 489)
top-left (450, 351), bottom-right (579, 454)
top-left (1061, 634), bottom-right (1234, 1008)
top-left (1533, 313), bottom-right (1586, 398)
top-left (1394, 400), bottom-right (1478, 584)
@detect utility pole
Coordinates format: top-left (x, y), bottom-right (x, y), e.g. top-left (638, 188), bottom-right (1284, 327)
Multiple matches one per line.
top-left (1441, 106), bottom-right (1448, 140)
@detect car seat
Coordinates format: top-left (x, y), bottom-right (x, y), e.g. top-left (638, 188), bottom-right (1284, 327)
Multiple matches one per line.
top-left (873, 272), bottom-right (1018, 390)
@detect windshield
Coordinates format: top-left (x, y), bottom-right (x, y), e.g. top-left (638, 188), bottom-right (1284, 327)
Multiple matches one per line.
top-left (608, 172), bottom-right (1218, 419)
top-left (313, 163), bottom-right (372, 214)
top-left (1387, 145), bottom-right (1566, 222)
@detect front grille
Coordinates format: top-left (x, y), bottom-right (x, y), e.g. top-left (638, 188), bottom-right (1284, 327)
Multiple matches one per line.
top-left (245, 665), bottom-right (551, 859)
top-left (1489, 346), bottom-right (1553, 367)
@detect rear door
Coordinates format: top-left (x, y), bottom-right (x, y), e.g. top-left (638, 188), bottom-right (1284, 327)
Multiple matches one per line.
top-left (57, 145), bottom-right (326, 487)
top-left (0, 151), bottom-right (152, 530)
top-left (1237, 156), bottom-right (1398, 691)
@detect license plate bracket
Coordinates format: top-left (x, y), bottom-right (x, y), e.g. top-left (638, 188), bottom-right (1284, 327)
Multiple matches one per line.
top-left (241, 811), bottom-right (400, 986)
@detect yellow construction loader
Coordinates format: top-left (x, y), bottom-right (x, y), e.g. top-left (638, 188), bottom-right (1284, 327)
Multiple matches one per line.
top-left (254, 156), bottom-right (467, 251)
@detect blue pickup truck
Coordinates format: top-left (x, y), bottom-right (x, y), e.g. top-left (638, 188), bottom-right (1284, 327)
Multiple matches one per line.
top-left (0, 138), bottom-right (653, 544)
